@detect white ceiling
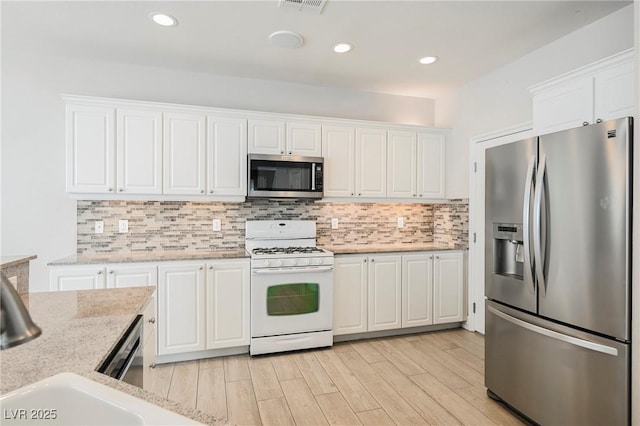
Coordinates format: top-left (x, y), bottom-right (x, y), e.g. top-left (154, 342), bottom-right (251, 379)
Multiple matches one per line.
top-left (2, 0), bottom-right (631, 99)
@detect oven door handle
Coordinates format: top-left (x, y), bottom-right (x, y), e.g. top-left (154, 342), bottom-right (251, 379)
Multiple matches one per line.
top-left (252, 266), bottom-right (334, 275)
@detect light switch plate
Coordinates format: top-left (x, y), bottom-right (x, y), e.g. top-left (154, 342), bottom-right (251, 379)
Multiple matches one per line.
top-left (118, 219), bottom-right (129, 233)
top-left (331, 218), bottom-right (339, 230)
top-left (94, 221), bottom-right (104, 234)
top-left (212, 219), bottom-right (222, 232)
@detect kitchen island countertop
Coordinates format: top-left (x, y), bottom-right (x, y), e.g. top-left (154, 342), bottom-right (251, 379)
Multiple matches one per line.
top-left (48, 249), bottom-right (249, 266)
top-left (0, 287), bottom-right (224, 425)
top-left (323, 243), bottom-right (467, 255)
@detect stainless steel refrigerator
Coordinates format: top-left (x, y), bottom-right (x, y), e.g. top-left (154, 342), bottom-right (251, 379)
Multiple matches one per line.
top-left (485, 117), bottom-right (633, 425)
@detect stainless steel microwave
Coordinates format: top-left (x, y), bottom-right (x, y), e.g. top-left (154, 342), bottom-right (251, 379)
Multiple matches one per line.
top-left (248, 154), bottom-right (324, 199)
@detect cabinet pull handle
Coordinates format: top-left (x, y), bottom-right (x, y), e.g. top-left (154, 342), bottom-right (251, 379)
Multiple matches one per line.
top-left (596, 118), bottom-right (603, 124)
top-left (148, 317), bottom-right (156, 324)
top-left (582, 121), bottom-right (589, 126)
top-left (150, 363), bottom-right (156, 369)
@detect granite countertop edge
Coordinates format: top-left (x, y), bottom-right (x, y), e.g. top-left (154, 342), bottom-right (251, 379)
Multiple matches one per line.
top-left (323, 243), bottom-right (468, 254)
top-left (48, 249), bottom-right (249, 266)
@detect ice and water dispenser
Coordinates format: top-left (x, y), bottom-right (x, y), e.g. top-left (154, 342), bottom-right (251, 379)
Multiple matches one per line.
top-left (492, 223), bottom-right (525, 280)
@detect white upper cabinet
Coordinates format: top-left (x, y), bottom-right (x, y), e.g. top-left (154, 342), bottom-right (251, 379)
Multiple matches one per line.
top-left (417, 133), bottom-right (446, 199)
top-left (386, 131), bottom-right (445, 199)
top-left (322, 125), bottom-right (356, 197)
top-left (387, 130), bottom-right (417, 198)
top-left (207, 116), bottom-right (247, 196)
top-left (163, 112), bottom-right (206, 195)
top-left (248, 119), bottom-right (285, 154)
top-left (66, 104), bottom-right (115, 193)
top-left (531, 49), bottom-right (634, 134)
top-left (248, 119), bottom-right (321, 156)
top-left (116, 109), bottom-right (163, 194)
top-left (355, 127), bottom-right (387, 198)
top-left (286, 122), bottom-right (322, 156)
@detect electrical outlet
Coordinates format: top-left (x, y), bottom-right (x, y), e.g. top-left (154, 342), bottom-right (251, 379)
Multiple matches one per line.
top-left (212, 219), bottom-right (222, 232)
top-left (331, 218), bottom-right (339, 230)
top-left (397, 217), bottom-right (404, 228)
top-left (94, 221), bottom-right (104, 234)
top-left (118, 219), bottom-right (129, 233)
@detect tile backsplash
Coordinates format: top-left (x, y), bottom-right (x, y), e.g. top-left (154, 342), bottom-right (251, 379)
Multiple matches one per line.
top-left (77, 199), bottom-right (468, 254)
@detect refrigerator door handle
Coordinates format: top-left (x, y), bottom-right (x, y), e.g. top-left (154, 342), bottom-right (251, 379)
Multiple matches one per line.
top-left (488, 306), bottom-right (618, 356)
top-left (533, 154), bottom-right (547, 296)
top-left (523, 156), bottom-right (536, 293)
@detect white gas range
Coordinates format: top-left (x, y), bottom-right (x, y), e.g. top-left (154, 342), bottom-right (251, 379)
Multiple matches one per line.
top-left (245, 220), bottom-right (334, 355)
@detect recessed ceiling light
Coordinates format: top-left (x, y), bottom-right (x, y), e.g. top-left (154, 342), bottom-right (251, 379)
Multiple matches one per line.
top-left (418, 56), bottom-right (439, 65)
top-left (332, 43), bottom-right (353, 54)
top-left (150, 13), bottom-right (178, 27)
top-left (270, 31), bottom-right (304, 49)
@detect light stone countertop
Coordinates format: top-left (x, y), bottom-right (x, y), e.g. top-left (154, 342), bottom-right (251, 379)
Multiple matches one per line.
top-left (0, 287), bottom-right (225, 425)
top-left (48, 249), bottom-right (249, 266)
top-left (1, 255), bottom-right (37, 268)
top-left (323, 243), bottom-right (468, 255)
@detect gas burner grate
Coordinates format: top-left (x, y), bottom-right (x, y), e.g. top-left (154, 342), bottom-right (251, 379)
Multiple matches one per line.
top-left (252, 246), bottom-right (325, 255)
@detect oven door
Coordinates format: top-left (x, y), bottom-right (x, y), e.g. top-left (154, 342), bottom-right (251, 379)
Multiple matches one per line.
top-left (251, 266), bottom-right (333, 338)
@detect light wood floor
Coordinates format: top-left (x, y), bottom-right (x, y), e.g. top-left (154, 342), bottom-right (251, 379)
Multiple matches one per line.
top-left (147, 329), bottom-right (522, 425)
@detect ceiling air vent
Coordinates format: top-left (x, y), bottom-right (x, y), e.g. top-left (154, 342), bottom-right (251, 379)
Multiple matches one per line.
top-left (278, 0), bottom-right (327, 14)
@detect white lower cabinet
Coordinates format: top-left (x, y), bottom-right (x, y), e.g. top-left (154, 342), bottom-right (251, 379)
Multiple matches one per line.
top-left (157, 263), bottom-right (206, 356)
top-left (334, 251), bottom-right (465, 337)
top-left (367, 255), bottom-right (402, 332)
top-left (157, 259), bottom-right (250, 356)
top-left (50, 265), bottom-right (107, 291)
top-left (205, 259), bottom-right (250, 349)
top-left (333, 255), bottom-right (368, 336)
top-left (106, 264), bottom-right (157, 288)
top-left (433, 252), bottom-right (465, 324)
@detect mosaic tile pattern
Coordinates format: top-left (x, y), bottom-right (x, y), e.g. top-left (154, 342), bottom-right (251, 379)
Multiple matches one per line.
top-left (77, 199), bottom-right (468, 254)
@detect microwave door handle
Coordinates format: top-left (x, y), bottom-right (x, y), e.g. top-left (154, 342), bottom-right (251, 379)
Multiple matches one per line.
top-left (311, 163), bottom-right (316, 191)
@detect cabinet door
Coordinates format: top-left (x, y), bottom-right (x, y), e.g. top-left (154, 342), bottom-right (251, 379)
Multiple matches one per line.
top-left (356, 128), bottom-right (387, 198)
top-left (417, 133), bottom-right (446, 199)
top-left (142, 291), bottom-right (157, 391)
top-left (287, 122), bottom-right (322, 156)
top-left (532, 77), bottom-right (594, 134)
top-left (322, 126), bottom-right (356, 197)
top-left (50, 265), bottom-right (106, 291)
top-left (163, 112), bottom-right (206, 195)
top-left (207, 116), bottom-right (247, 196)
top-left (116, 109), bottom-right (163, 194)
top-left (433, 252), bottom-right (465, 324)
top-left (387, 130), bottom-right (417, 198)
top-left (333, 255), bottom-right (368, 336)
top-left (368, 255), bottom-right (401, 331)
top-left (205, 260), bottom-right (250, 349)
top-left (106, 263), bottom-right (158, 288)
top-left (66, 104), bottom-right (115, 193)
top-left (402, 254), bottom-right (433, 328)
top-left (157, 263), bottom-right (206, 355)
top-left (594, 60), bottom-right (635, 122)
top-left (248, 119), bottom-right (285, 154)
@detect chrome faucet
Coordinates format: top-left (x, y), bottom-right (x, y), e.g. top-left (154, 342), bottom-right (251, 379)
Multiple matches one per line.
top-left (1, 272), bottom-right (41, 349)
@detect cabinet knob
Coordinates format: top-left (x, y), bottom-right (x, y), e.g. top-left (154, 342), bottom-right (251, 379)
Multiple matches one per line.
top-left (358, 193), bottom-right (362, 196)
top-left (288, 152), bottom-right (292, 155)
top-left (371, 259), bottom-right (375, 262)
top-left (149, 363), bottom-right (156, 369)
top-left (582, 121), bottom-right (589, 126)
top-left (200, 190), bottom-right (205, 194)
top-left (107, 188), bottom-right (113, 192)
top-left (209, 190), bottom-right (214, 194)
top-left (351, 193), bottom-right (354, 196)
top-left (596, 118), bottom-right (603, 124)
top-left (209, 266), bottom-right (213, 270)
top-left (436, 256), bottom-right (440, 259)
top-left (199, 266), bottom-right (204, 270)
top-left (413, 194), bottom-right (416, 197)
top-left (363, 259), bottom-right (367, 263)
top-left (280, 151), bottom-right (284, 154)
top-left (118, 188), bottom-right (124, 192)
top-left (148, 317), bottom-right (156, 324)
top-left (108, 270), bottom-right (114, 274)
top-left (419, 194), bottom-right (423, 197)
top-left (97, 270), bottom-right (102, 275)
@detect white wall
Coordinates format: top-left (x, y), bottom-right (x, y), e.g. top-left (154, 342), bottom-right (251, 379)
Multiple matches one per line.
top-left (439, 4), bottom-right (634, 198)
top-left (0, 51), bottom-right (436, 292)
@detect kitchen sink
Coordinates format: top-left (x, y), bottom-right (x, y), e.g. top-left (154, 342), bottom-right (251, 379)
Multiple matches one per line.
top-left (0, 372), bottom-right (201, 425)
